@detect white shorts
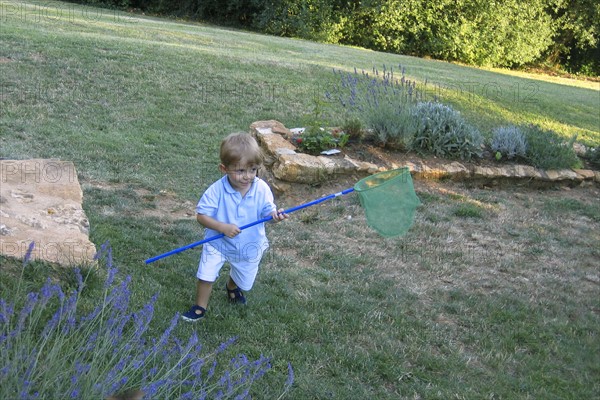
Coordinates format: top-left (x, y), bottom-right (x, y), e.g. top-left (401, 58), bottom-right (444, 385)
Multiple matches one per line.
top-left (196, 243), bottom-right (267, 291)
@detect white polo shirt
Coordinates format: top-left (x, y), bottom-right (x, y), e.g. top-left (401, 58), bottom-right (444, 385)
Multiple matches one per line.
top-left (196, 175), bottom-right (276, 262)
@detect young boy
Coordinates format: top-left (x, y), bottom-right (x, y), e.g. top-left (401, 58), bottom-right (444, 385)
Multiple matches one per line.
top-left (182, 132), bottom-right (288, 322)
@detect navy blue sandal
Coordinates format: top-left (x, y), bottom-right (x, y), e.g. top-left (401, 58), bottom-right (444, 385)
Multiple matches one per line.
top-left (226, 283), bottom-right (246, 304)
top-left (181, 305), bottom-right (206, 322)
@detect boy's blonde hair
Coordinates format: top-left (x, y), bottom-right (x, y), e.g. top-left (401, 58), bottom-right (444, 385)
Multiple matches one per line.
top-left (220, 132), bottom-right (264, 167)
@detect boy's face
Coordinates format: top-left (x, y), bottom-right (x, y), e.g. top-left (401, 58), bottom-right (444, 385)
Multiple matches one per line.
top-left (220, 162), bottom-right (259, 192)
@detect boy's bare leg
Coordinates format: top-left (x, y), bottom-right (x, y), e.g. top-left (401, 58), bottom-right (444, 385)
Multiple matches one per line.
top-left (195, 279), bottom-right (213, 311)
top-left (226, 276), bottom-right (238, 291)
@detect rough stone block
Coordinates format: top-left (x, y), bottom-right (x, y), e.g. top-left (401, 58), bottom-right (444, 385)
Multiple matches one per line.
top-left (573, 169), bottom-right (596, 180)
top-left (0, 159), bottom-right (96, 266)
top-left (543, 169), bottom-right (579, 181)
top-left (250, 120), bottom-right (293, 139)
top-left (316, 156), bottom-right (357, 175)
top-left (251, 120), bottom-right (297, 158)
top-left (444, 162), bottom-right (470, 179)
top-left (272, 153), bottom-right (327, 183)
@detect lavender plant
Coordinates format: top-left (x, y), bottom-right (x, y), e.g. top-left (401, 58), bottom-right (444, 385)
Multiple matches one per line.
top-left (326, 64), bottom-right (425, 149)
top-left (411, 101), bottom-right (484, 161)
top-left (490, 125), bottom-right (527, 160)
top-left (0, 242), bottom-right (293, 399)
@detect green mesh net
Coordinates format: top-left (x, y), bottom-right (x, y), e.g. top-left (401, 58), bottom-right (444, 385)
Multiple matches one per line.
top-left (354, 167), bottom-right (421, 237)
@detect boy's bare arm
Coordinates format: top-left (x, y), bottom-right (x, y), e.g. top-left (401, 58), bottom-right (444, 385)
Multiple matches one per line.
top-left (196, 214), bottom-right (241, 238)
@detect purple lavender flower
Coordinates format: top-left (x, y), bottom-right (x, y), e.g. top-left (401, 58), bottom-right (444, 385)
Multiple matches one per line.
top-left (0, 298), bottom-right (14, 325)
top-left (2, 240), bottom-right (290, 399)
top-left (132, 294), bottom-right (157, 340)
top-left (190, 358), bottom-right (205, 379)
top-left (104, 264), bottom-right (118, 289)
top-left (218, 370), bottom-right (231, 393)
top-left (74, 268), bottom-right (84, 294)
top-left (217, 336), bottom-right (238, 354)
top-left (59, 292), bottom-right (78, 335)
top-left (286, 362), bottom-right (295, 388)
top-left (94, 240), bottom-right (110, 260)
top-left (107, 276), bottom-right (131, 313)
top-left (12, 292), bottom-right (39, 338)
top-left (233, 389), bottom-right (249, 400)
top-left (41, 308), bottom-right (61, 338)
top-left (154, 313), bottom-right (179, 351)
top-left (231, 354), bottom-right (249, 369)
top-left (23, 241), bottom-right (35, 266)
top-left (108, 376), bottom-right (129, 397)
top-left (250, 355), bottom-right (272, 381)
top-left (142, 378), bottom-right (167, 398)
top-left (206, 359), bottom-right (218, 381)
top-left (78, 304), bottom-right (102, 326)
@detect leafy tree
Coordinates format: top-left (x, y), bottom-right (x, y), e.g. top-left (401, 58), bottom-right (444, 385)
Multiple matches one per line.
top-left (546, 0), bottom-right (600, 75)
top-left (339, 0), bottom-right (554, 68)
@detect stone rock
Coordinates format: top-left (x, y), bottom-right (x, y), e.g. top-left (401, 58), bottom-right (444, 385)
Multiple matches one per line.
top-left (542, 169), bottom-right (579, 181)
top-left (444, 162), bottom-right (470, 179)
top-left (403, 161), bottom-right (424, 176)
top-left (317, 156), bottom-right (357, 175)
top-left (0, 159), bottom-right (96, 266)
top-left (272, 153), bottom-right (327, 183)
top-left (250, 120), bottom-right (297, 164)
top-left (511, 165), bottom-right (544, 180)
top-left (573, 142), bottom-right (588, 157)
top-left (344, 156), bottom-right (380, 174)
top-left (417, 164), bottom-right (454, 180)
top-left (473, 166), bottom-right (510, 179)
top-left (573, 169), bottom-right (596, 180)
top-left (250, 120), bottom-right (294, 140)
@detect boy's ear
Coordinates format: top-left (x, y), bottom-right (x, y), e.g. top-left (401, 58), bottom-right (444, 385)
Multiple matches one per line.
top-left (219, 164), bottom-right (227, 173)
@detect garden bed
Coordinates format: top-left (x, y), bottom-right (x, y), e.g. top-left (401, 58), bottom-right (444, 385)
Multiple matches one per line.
top-left (250, 120), bottom-right (600, 192)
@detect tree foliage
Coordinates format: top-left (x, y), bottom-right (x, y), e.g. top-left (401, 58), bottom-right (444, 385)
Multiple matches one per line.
top-left (67, 0), bottom-right (599, 75)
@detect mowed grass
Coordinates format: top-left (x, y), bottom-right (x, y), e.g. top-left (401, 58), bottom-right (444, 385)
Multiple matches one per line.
top-left (1, 1), bottom-right (599, 398)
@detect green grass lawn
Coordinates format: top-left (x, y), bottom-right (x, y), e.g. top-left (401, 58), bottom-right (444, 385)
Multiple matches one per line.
top-left (1, 1), bottom-right (599, 398)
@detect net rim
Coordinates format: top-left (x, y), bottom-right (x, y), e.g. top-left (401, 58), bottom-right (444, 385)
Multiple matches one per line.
top-left (354, 167), bottom-right (412, 192)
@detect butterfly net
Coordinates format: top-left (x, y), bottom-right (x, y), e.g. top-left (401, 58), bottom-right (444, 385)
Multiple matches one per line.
top-left (354, 167), bottom-right (421, 237)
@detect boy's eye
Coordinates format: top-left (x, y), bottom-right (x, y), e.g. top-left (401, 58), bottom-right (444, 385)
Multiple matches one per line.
top-left (232, 167), bottom-right (259, 174)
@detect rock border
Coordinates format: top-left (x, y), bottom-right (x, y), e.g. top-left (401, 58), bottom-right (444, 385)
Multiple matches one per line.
top-left (250, 120), bottom-right (600, 188)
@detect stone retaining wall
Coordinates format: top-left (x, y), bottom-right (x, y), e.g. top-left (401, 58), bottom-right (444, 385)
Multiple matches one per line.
top-left (250, 120), bottom-right (600, 188)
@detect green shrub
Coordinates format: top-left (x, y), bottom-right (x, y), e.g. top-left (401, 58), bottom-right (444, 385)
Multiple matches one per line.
top-left (297, 127), bottom-right (338, 155)
top-left (326, 65), bottom-right (424, 150)
top-left (490, 125), bottom-right (527, 160)
top-left (522, 124), bottom-right (581, 170)
top-left (365, 101), bottom-right (416, 150)
top-left (411, 102), bottom-right (483, 160)
top-left (340, 117), bottom-right (364, 141)
top-left (586, 147), bottom-right (600, 169)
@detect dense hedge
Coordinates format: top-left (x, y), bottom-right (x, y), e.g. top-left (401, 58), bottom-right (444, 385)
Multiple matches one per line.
top-left (66, 0), bottom-right (599, 75)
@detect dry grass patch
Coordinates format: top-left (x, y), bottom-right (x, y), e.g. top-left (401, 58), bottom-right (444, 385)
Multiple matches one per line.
top-left (270, 178), bottom-right (600, 310)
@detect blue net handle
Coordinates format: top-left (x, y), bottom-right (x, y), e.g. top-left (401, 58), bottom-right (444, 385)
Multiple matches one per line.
top-left (145, 188), bottom-right (355, 264)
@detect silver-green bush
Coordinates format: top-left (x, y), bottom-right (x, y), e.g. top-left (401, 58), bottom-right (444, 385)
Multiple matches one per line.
top-left (490, 125), bottom-right (527, 160)
top-left (411, 102), bottom-right (483, 161)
